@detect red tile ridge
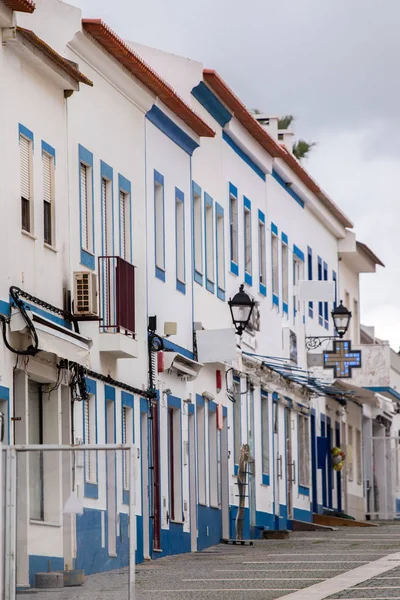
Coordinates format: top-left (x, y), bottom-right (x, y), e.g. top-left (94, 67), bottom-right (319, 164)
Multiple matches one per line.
top-left (17, 26), bottom-right (93, 86)
top-left (82, 19), bottom-right (215, 138)
top-left (3, 0), bottom-right (35, 13)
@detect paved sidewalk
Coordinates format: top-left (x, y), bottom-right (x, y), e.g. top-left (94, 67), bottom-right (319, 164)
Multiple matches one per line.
top-left (17, 523), bottom-right (400, 600)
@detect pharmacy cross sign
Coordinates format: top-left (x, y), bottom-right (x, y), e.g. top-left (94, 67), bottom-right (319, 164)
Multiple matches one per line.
top-left (323, 340), bottom-right (362, 379)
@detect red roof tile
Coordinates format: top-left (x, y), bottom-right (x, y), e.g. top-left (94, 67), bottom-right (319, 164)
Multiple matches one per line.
top-left (203, 69), bottom-right (353, 229)
top-left (82, 20), bottom-right (215, 139)
top-left (17, 27), bottom-right (93, 86)
top-left (3, 0), bottom-right (35, 13)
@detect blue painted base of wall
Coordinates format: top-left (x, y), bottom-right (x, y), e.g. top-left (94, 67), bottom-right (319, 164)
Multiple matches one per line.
top-left (29, 556), bottom-right (64, 587)
top-left (152, 523), bottom-right (191, 559)
top-left (293, 506), bottom-right (312, 523)
top-left (75, 508), bottom-right (143, 576)
top-left (197, 505), bottom-right (222, 551)
top-left (229, 506), bottom-right (275, 539)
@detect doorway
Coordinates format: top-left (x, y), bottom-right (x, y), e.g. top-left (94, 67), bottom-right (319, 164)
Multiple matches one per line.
top-left (188, 411), bottom-right (197, 551)
top-left (285, 408), bottom-right (293, 521)
top-left (106, 399), bottom-right (116, 556)
top-left (273, 401), bottom-right (280, 528)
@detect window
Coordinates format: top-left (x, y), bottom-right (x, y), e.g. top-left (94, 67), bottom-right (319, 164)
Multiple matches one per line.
top-left (298, 414), bottom-right (310, 487)
top-left (353, 299), bottom-right (359, 344)
top-left (168, 407), bottom-right (182, 521)
top-left (216, 203), bottom-right (225, 300)
top-left (197, 401), bottom-right (206, 504)
top-left (101, 174), bottom-right (113, 255)
top-left (119, 190), bottom-right (130, 262)
top-left (193, 182), bottom-right (203, 283)
top-left (84, 394), bottom-right (97, 486)
top-left (175, 188), bottom-right (185, 293)
top-left (261, 392), bottom-right (269, 480)
top-left (154, 170), bottom-right (165, 280)
top-left (79, 145), bottom-right (94, 269)
top-left (20, 133), bottom-right (33, 233)
top-left (204, 193), bottom-right (214, 292)
top-left (323, 261), bottom-right (329, 329)
top-left (271, 223), bottom-right (279, 306)
top-left (333, 270), bottom-right (337, 309)
top-left (293, 246), bottom-right (304, 322)
top-left (244, 197), bottom-right (252, 285)
top-left (356, 428), bottom-right (362, 484)
top-left (282, 234), bottom-right (289, 314)
top-left (29, 381), bottom-right (44, 521)
top-left (233, 381), bottom-right (241, 467)
top-left (308, 246), bottom-right (313, 318)
top-left (229, 183), bottom-right (239, 274)
top-left (348, 425), bottom-right (353, 481)
top-left (258, 211), bottom-right (266, 296)
top-left (318, 256), bottom-right (323, 325)
top-left (209, 405), bottom-right (218, 506)
top-left (122, 402), bottom-right (133, 495)
top-left (42, 144), bottom-right (55, 246)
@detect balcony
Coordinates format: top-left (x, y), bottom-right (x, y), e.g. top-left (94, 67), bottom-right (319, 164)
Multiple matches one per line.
top-left (98, 256), bottom-right (138, 358)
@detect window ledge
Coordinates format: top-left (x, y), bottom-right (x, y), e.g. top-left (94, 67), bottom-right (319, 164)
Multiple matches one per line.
top-left (21, 230), bottom-right (37, 241)
top-left (209, 504), bottom-right (219, 510)
top-left (153, 548), bottom-right (163, 553)
top-left (198, 502), bottom-right (208, 507)
top-left (44, 243), bottom-right (58, 253)
top-left (170, 520), bottom-right (184, 525)
top-left (30, 520), bottom-right (61, 528)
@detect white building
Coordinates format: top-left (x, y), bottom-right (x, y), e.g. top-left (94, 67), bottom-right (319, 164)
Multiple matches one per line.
top-left (0, 0), bottom-right (386, 591)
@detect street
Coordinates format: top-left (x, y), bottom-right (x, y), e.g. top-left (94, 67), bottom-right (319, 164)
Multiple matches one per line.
top-left (18, 523), bottom-right (400, 600)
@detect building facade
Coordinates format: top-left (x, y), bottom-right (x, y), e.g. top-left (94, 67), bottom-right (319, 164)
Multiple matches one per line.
top-left (0, 0), bottom-right (388, 591)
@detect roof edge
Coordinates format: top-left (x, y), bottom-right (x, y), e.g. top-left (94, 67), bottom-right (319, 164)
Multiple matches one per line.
top-left (356, 241), bottom-right (385, 267)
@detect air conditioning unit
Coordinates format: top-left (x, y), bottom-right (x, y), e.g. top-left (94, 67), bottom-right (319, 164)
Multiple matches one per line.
top-left (74, 271), bottom-right (98, 316)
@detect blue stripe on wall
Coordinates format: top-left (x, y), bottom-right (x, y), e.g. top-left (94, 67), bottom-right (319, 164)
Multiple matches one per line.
top-left (222, 132), bottom-right (266, 181)
top-left (146, 105), bottom-right (199, 156)
top-left (272, 170), bottom-right (305, 208)
top-left (191, 81), bottom-right (232, 127)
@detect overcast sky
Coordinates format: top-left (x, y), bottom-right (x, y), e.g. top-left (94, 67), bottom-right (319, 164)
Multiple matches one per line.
top-left (70, 0), bottom-right (399, 349)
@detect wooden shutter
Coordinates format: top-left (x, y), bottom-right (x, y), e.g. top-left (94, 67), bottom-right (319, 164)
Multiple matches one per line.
top-left (101, 178), bottom-right (108, 255)
top-left (122, 406), bottom-right (128, 489)
top-left (20, 136), bottom-right (31, 200)
top-left (80, 163), bottom-right (89, 250)
top-left (84, 398), bottom-right (91, 481)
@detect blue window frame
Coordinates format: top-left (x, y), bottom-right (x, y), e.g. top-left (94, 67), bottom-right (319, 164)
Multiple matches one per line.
top-left (118, 174), bottom-right (132, 263)
top-left (244, 196), bottom-right (252, 286)
top-left (318, 256), bottom-right (323, 326)
top-left (204, 192), bottom-right (215, 293)
top-left (175, 187), bottom-right (186, 294)
top-left (307, 246), bottom-right (313, 318)
top-left (79, 144), bottom-right (95, 270)
top-left (100, 160), bottom-right (114, 256)
top-left (333, 270), bottom-right (337, 309)
top-left (122, 392), bottom-right (134, 505)
top-left (282, 232), bottom-right (289, 315)
top-left (192, 181), bottom-right (203, 285)
top-left (154, 170), bottom-right (165, 281)
top-left (229, 183), bottom-right (239, 275)
top-left (261, 390), bottom-right (270, 485)
top-left (258, 210), bottom-right (266, 296)
top-left (271, 222), bottom-right (279, 307)
top-left (293, 245), bottom-right (304, 321)
top-left (215, 202), bottom-right (226, 300)
top-left (323, 261), bottom-right (329, 329)
top-left (83, 379), bottom-right (98, 499)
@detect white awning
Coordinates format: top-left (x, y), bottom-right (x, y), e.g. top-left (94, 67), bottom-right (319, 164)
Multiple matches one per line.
top-left (334, 379), bottom-right (379, 406)
top-left (34, 320), bottom-right (91, 367)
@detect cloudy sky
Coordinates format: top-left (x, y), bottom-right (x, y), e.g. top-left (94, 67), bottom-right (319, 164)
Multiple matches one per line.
top-left (70, 0), bottom-right (399, 348)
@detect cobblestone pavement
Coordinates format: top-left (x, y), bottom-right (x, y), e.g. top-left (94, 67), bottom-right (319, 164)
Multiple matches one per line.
top-left (17, 522), bottom-right (400, 600)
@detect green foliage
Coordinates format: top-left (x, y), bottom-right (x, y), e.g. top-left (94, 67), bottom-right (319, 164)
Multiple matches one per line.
top-left (292, 139), bottom-right (317, 160)
top-left (278, 115), bottom-right (294, 130)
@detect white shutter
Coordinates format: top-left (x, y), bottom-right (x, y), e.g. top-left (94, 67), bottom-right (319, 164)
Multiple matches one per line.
top-left (42, 153), bottom-right (52, 204)
top-left (122, 407), bottom-right (128, 489)
top-left (20, 136), bottom-right (31, 199)
top-left (84, 398), bottom-right (91, 481)
top-left (80, 163), bottom-right (89, 250)
top-left (120, 191), bottom-right (126, 260)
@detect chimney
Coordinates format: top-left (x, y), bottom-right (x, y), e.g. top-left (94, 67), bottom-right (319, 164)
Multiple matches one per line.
top-left (278, 130), bottom-right (295, 154)
top-left (253, 114), bottom-right (279, 140)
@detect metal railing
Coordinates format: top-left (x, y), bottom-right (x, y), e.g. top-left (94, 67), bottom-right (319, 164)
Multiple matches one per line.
top-left (98, 256), bottom-right (136, 337)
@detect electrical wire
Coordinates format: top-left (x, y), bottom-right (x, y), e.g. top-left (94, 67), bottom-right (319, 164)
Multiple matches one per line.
top-left (0, 286), bottom-right (39, 356)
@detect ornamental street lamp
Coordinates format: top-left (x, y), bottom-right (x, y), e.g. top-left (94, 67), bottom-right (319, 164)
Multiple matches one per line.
top-left (228, 284), bottom-right (255, 336)
top-left (331, 301), bottom-right (352, 339)
top-left (305, 300), bottom-right (352, 350)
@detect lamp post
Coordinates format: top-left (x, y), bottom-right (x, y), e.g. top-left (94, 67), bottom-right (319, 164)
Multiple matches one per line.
top-left (305, 300), bottom-right (352, 350)
top-left (228, 284), bottom-right (255, 336)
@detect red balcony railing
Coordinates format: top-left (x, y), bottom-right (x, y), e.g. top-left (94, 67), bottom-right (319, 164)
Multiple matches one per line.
top-left (98, 256), bottom-right (135, 337)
